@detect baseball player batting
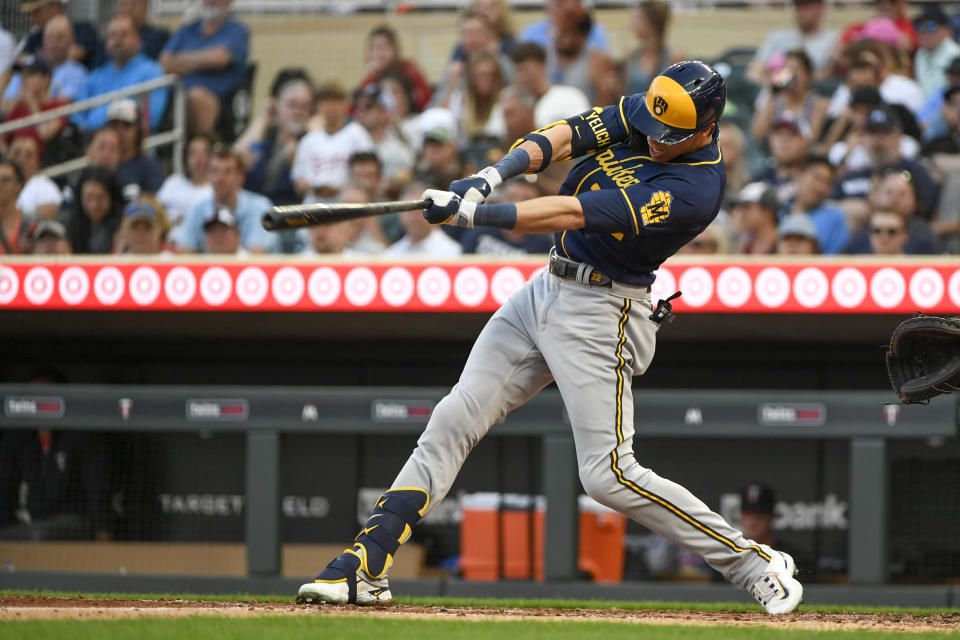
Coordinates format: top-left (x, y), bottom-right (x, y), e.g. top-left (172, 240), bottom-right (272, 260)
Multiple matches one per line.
top-left (297, 61), bottom-right (803, 614)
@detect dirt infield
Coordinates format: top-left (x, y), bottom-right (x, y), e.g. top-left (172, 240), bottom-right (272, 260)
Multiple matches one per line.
top-left (1, 595), bottom-right (958, 633)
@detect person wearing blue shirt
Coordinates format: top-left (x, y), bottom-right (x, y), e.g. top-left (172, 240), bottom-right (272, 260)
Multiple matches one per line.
top-left (779, 155), bottom-right (849, 255)
top-left (173, 146), bottom-right (275, 253)
top-left (21, 0), bottom-right (102, 70)
top-left (3, 15), bottom-right (87, 102)
top-left (70, 15), bottom-right (168, 132)
top-left (117, 0), bottom-right (170, 60)
top-left (160, 0), bottom-right (249, 136)
top-left (519, 0), bottom-right (610, 53)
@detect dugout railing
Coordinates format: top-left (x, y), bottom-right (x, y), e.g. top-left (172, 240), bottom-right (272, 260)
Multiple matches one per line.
top-left (0, 384), bottom-right (954, 586)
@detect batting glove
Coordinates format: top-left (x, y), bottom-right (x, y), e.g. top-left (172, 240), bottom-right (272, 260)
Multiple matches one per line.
top-left (449, 166), bottom-right (503, 203)
top-left (422, 189), bottom-right (477, 228)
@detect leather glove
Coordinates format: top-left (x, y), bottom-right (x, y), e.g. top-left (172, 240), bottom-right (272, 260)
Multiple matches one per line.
top-left (421, 189), bottom-right (477, 228)
top-left (449, 166), bottom-right (503, 203)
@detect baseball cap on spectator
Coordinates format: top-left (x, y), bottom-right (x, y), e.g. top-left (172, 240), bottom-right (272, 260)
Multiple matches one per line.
top-left (419, 107), bottom-right (457, 144)
top-left (123, 200), bottom-right (160, 225)
top-left (855, 18), bottom-right (907, 48)
top-left (850, 86), bottom-right (882, 107)
top-left (106, 99), bottom-right (139, 125)
top-left (770, 112), bottom-right (811, 139)
top-left (730, 181), bottom-right (780, 211)
top-left (203, 206), bottom-right (238, 230)
top-left (740, 483), bottom-right (777, 515)
top-left (21, 0), bottom-right (64, 12)
top-left (32, 219), bottom-right (67, 241)
top-left (777, 213), bottom-right (819, 241)
top-left (865, 105), bottom-right (902, 133)
top-left (914, 5), bottom-right (949, 32)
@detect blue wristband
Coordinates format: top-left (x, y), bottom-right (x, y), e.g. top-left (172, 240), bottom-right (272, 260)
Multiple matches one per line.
top-left (521, 133), bottom-right (553, 172)
top-left (474, 203), bottom-right (518, 229)
top-left (491, 148), bottom-right (531, 181)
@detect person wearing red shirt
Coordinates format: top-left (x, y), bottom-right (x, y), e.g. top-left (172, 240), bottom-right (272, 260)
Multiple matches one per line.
top-left (838, 0), bottom-right (918, 53)
top-left (0, 161), bottom-right (26, 255)
top-left (3, 56), bottom-right (68, 155)
top-left (355, 25), bottom-right (432, 114)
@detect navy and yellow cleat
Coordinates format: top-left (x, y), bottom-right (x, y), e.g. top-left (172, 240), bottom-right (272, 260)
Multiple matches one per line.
top-left (297, 488), bottom-right (429, 606)
top-left (749, 545), bottom-right (804, 614)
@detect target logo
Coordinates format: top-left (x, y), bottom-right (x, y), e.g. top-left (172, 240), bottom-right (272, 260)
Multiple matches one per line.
top-left (129, 267), bottom-right (161, 306)
top-left (344, 267), bottom-right (377, 307)
top-left (57, 266), bottom-right (90, 305)
top-left (831, 268), bottom-right (867, 309)
top-left (199, 267), bottom-right (232, 306)
top-left (380, 267), bottom-right (415, 307)
top-left (754, 267), bottom-right (790, 308)
top-left (716, 267), bottom-right (752, 308)
top-left (491, 266), bottom-right (525, 304)
top-left (271, 267), bottom-right (305, 307)
top-left (164, 267), bottom-right (197, 306)
top-left (678, 267), bottom-right (713, 307)
top-left (0, 266), bottom-right (19, 304)
top-left (650, 267), bottom-right (675, 305)
top-left (93, 267), bottom-right (125, 305)
top-left (417, 266), bottom-right (452, 307)
top-left (23, 267), bottom-right (55, 305)
top-left (307, 267), bottom-right (341, 306)
top-left (908, 268), bottom-right (944, 309)
top-left (792, 267), bottom-right (829, 308)
top-left (870, 267), bottom-right (906, 309)
top-left (453, 267), bottom-right (489, 307)
top-left (236, 267), bottom-right (269, 306)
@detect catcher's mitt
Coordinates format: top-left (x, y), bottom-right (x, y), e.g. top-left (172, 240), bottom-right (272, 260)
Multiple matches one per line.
top-left (886, 314), bottom-right (960, 404)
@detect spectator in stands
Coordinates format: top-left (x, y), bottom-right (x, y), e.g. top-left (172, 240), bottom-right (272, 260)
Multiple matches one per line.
top-left (914, 5), bottom-right (960, 99)
top-left (776, 214), bottom-right (820, 254)
top-left (459, 178), bottom-right (555, 255)
top-left (779, 155), bottom-right (849, 254)
top-left (302, 220), bottom-right (351, 255)
top-left (918, 55), bottom-right (960, 141)
top-left (2, 16), bottom-right (88, 105)
top-left (623, 1), bottom-right (685, 96)
top-left (485, 85), bottom-right (537, 149)
top-left (58, 126), bottom-right (121, 215)
top-left (0, 56), bottom-right (68, 155)
top-left (174, 145), bottom-right (274, 254)
top-left (749, 0), bottom-right (837, 82)
top-left (754, 113), bottom-right (810, 205)
top-left (466, 0), bottom-right (515, 55)
top-left (718, 123), bottom-right (750, 201)
top-left (201, 206), bottom-right (243, 255)
top-left (236, 77), bottom-right (312, 208)
top-left (735, 484), bottom-right (815, 581)
top-left (71, 15), bottom-right (168, 132)
top-left (352, 83), bottom-right (416, 189)
top-left (115, 196), bottom-right (168, 255)
top-left (520, 0), bottom-right (610, 54)
top-left (9, 136), bottom-right (61, 221)
top-left (160, 0), bottom-right (249, 136)
top-left (386, 182), bottom-right (463, 257)
top-left (106, 99), bottom-right (166, 201)
top-left (445, 51), bottom-right (506, 145)
top-left (20, 0), bottom-right (101, 70)
top-left (31, 219), bottom-right (70, 255)
top-left (678, 220), bottom-right (732, 255)
top-left (156, 132), bottom-right (213, 232)
top-left (0, 23), bottom-right (14, 90)
top-left (730, 181), bottom-right (781, 254)
top-left (380, 71), bottom-right (424, 150)
top-left (300, 184), bottom-right (385, 256)
top-left (413, 109), bottom-right (468, 189)
top-left (922, 84), bottom-right (960, 247)
top-left (505, 42), bottom-right (589, 130)
top-left (292, 82), bottom-right (373, 203)
top-left (356, 25), bottom-right (432, 114)
top-left (545, 6), bottom-right (618, 106)
top-left (0, 160), bottom-right (26, 255)
top-left (863, 209), bottom-right (911, 254)
top-left (751, 50), bottom-right (828, 143)
top-left (837, 0), bottom-right (918, 55)
top-left (61, 167), bottom-right (123, 254)
top-left (116, 0), bottom-right (170, 61)
top-left (827, 41), bottom-right (924, 122)
top-left (861, 169), bottom-right (938, 253)
top-left (348, 152), bottom-right (386, 200)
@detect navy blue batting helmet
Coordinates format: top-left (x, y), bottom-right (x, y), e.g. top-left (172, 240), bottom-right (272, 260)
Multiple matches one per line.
top-left (628, 60), bottom-right (726, 145)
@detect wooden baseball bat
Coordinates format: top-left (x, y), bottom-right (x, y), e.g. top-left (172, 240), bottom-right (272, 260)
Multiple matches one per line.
top-left (261, 199), bottom-right (432, 231)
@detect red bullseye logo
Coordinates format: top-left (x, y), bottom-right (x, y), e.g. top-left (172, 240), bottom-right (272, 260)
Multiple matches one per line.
top-left (792, 267), bottom-right (828, 308)
top-left (271, 267), bottom-right (305, 307)
top-left (199, 267), bottom-right (232, 306)
top-left (129, 266), bottom-right (161, 306)
top-left (908, 268), bottom-right (944, 308)
top-left (236, 267), bottom-right (269, 306)
top-left (344, 267), bottom-right (377, 307)
top-left (24, 267), bottom-right (54, 305)
top-left (831, 267), bottom-right (867, 309)
top-left (58, 266), bottom-right (90, 305)
top-left (491, 267), bottom-right (524, 304)
top-left (93, 267), bottom-right (124, 305)
top-left (755, 267), bottom-right (790, 308)
top-left (380, 267), bottom-right (414, 307)
top-left (0, 265), bottom-right (20, 304)
top-left (870, 267), bottom-right (905, 309)
top-left (307, 267), bottom-right (341, 306)
top-left (678, 267), bottom-right (713, 307)
top-left (164, 266), bottom-right (197, 306)
top-left (453, 267), bottom-right (488, 307)
top-left (417, 266), bottom-right (451, 307)
top-left (716, 267), bottom-right (751, 308)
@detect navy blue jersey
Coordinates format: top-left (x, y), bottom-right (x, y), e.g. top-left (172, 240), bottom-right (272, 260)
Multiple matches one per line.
top-left (554, 96), bottom-right (725, 286)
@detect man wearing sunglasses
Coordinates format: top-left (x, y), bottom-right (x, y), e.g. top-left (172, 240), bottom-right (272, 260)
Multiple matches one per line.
top-left (914, 5), bottom-right (960, 98)
top-left (866, 209), bottom-right (910, 254)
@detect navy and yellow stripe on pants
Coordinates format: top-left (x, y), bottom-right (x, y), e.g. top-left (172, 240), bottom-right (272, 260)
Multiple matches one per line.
top-left (608, 298), bottom-right (771, 563)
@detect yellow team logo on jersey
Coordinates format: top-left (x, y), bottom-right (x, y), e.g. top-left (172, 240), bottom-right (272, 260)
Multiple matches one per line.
top-left (641, 191), bottom-right (672, 225)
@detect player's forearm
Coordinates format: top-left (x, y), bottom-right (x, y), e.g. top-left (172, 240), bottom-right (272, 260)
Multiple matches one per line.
top-left (512, 124), bottom-right (573, 172)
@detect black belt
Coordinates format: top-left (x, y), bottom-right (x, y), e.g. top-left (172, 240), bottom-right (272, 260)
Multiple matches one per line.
top-left (548, 248), bottom-right (612, 287)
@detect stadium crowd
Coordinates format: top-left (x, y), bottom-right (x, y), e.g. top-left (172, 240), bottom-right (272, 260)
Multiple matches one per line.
top-left (0, 0), bottom-right (959, 259)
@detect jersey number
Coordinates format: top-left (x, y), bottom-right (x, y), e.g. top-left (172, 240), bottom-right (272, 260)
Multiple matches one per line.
top-left (641, 191), bottom-right (672, 226)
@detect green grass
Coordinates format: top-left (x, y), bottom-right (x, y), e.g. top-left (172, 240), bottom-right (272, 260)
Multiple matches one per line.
top-left (1, 616), bottom-right (958, 640)
top-left (1, 589), bottom-right (957, 616)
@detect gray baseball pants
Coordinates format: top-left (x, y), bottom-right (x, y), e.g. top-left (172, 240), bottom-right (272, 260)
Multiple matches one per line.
top-left (391, 267), bottom-right (770, 588)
